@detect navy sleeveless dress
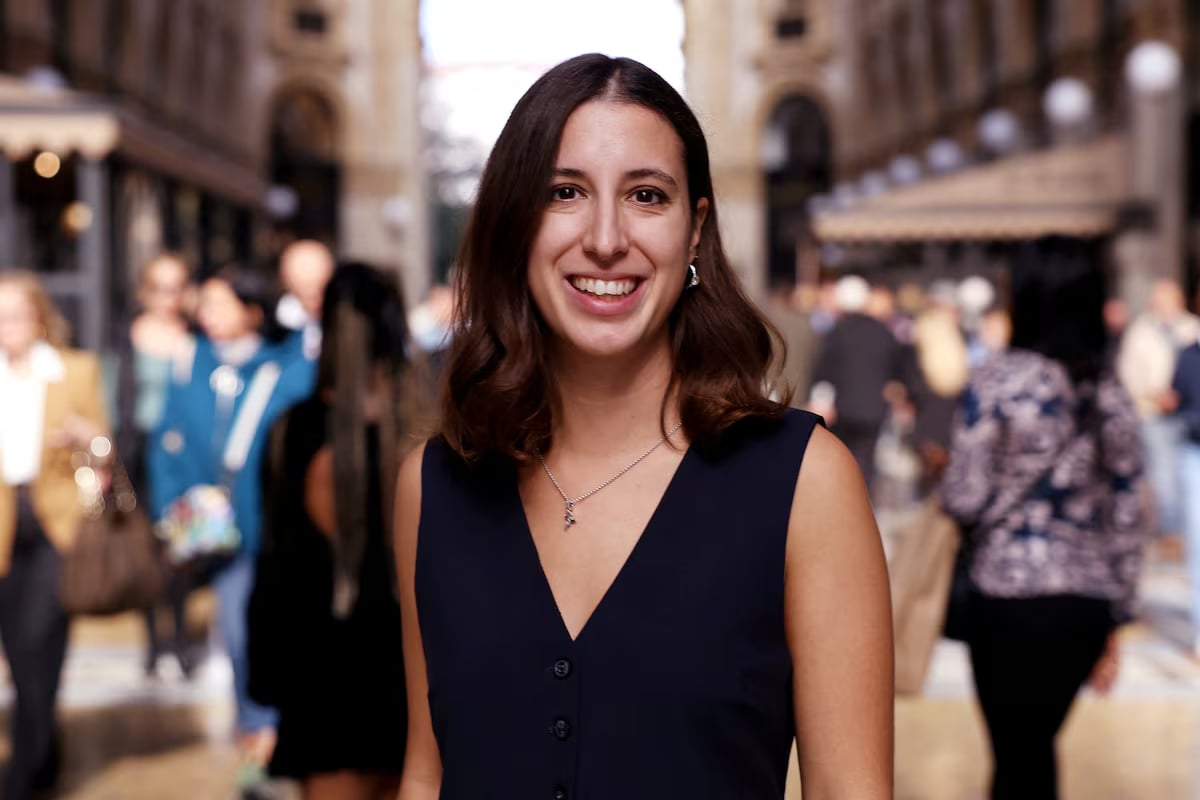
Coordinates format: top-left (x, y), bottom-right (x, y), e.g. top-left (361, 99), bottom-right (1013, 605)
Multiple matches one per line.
top-left (417, 409), bottom-right (821, 799)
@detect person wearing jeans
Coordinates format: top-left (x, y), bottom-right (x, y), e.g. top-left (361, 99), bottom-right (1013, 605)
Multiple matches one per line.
top-left (1170, 338), bottom-right (1200, 653)
top-left (148, 265), bottom-right (314, 784)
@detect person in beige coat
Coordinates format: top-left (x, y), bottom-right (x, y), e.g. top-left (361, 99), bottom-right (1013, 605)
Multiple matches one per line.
top-left (0, 271), bottom-right (108, 800)
top-left (1117, 279), bottom-right (1200, 539)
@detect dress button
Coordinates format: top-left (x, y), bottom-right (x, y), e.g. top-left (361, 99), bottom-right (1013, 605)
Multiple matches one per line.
top-left (553, 658), bottom-right (572, 679)
top-left (552, 717), bottom-right (571, 741)
top-left (553, 788), bottom-right (568, 800)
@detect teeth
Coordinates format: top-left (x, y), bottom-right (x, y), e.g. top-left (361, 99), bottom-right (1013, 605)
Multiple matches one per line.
top-left (570, 277), bottom-right (637, 297)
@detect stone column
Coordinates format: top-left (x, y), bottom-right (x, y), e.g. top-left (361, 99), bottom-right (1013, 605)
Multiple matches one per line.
top-left (1125, 41), bottom-right (1184, 307)
top-left (0, 158), bottom-right (14, 267)
top-left (77, 158), bottom-right (109, 351)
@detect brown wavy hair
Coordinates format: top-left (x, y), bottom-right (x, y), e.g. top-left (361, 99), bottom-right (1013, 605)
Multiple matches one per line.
top-left (442, 54), bottom-right (787, 464)
top-left (0, 270), bottom-right (71, 348)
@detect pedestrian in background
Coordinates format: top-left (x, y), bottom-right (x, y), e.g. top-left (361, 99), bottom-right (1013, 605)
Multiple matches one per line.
top-left (250, 262), bottom-right (421, 799)
top-left (276, 239), bottom-right (335, 362)
top-left (941, 237), bottom-right (1148, 800)
top-left (147, 264), bottom-right (315, 785)
top-left (117, 253), bottom-right (197, 678)
top-left (808, 273), bottom-right (904, 487)
top-left (0, 271), bottom-right (109, 800)
top-left (394, 54), bottom-right (892, 799)
top-left (1118, 278), bottom-right (1198, 546)
top-left (904, 288), bottom-right (969, 495)
top-left (1168, 323), bottom-right (1200, 657)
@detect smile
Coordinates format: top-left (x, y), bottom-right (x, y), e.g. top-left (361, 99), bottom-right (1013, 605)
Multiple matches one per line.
top-left (568, 276), bottom-right (640, 298)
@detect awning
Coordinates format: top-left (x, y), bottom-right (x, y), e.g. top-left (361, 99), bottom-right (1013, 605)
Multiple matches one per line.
top-left (813, 135), bottom-right (1132, 243)
top-left (0, 76), bottom-right (118, 159)
top-left (0, 76), bottom-right (266, 207)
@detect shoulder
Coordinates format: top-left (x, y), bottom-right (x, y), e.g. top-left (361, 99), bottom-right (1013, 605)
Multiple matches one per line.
top-left (786, 424), bottom-right (881, 577)
top-left (55, 347), bottom-right (101, 383)
top-left (396, 439), bottom-right (430, 543)
top-left (794, 424), bottom-right (866, 507)
top-left (694, 409), bottom-right (822, 480)
top-left (974, 349), bottom-right (1068, 394)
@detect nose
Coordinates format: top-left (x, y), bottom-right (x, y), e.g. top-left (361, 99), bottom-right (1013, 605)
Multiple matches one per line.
top-left (581, 199), bottom-right (629, 263)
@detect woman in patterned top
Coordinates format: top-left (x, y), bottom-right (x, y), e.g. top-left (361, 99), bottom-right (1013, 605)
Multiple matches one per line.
top-left (941, 236), bottom-right (1148, 800)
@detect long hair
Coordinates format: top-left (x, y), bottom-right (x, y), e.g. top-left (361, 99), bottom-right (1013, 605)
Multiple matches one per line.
top-left (1008, 236), bottom-right (1108, 386)
top-left (0, 270), bottom-right (71, 348)
top-left (317, 262), bottom-right (423, 616)
top-left (442, 54), bottom-right (786, 464)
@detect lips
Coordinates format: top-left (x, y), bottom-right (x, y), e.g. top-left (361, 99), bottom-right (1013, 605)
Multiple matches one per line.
top-left (568, 276), bottom-right (639, 298)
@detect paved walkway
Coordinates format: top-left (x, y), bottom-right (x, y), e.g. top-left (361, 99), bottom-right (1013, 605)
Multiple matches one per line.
top-left (0, 559), bottom-right (1197, 798)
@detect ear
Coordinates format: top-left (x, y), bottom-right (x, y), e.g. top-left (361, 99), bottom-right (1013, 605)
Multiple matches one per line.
top-left (689, 198), bottom-right (710, 261)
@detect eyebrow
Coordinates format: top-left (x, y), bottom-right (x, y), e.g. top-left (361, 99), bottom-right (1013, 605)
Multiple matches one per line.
top-left (552, 167), bottom-right (679, 190)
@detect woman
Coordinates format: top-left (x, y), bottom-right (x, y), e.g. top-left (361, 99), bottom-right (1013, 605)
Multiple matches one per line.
top-left (250, 263), bottom-right (418, 798)
top-left (395, 55), bottom-right (893, 798)
top-left (941, 237), bottom-right (1148, 799)
top-left (147, 264), bottom-right (315, 780)
top-left (0, 271), bottom-right (109, 800)
top-left (118, 253), bottom-right (196, 677)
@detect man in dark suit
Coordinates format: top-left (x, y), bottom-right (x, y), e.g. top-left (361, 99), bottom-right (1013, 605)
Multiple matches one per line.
top-left (808, 275), bottom-right (903, 488)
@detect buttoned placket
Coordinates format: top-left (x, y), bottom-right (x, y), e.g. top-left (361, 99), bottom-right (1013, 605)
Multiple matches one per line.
top-left (547, 642), bottom-right (580, 799)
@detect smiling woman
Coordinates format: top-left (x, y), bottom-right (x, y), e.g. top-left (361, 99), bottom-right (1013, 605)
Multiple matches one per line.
top-left (394, 54), bottom-right (894, 800)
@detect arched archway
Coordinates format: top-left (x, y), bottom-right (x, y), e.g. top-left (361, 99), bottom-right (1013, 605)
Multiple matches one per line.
top-left (269, 87), bottom-right (341, 243)
top-left (762, 94), bottom-right (831, 286)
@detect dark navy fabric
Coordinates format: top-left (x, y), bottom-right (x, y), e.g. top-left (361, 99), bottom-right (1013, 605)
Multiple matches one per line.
top-left (416, 409), bottom-right (821, 799)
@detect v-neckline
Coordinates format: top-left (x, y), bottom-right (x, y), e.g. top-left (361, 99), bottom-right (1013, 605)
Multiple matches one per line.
top-left (515, 445), bottom-right (695, 645)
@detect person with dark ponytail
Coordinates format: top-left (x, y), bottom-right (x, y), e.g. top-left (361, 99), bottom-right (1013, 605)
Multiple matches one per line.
top-left (249, 262), bottom-right (423, 799)
top-left (941, 236), bottom-right (1149, 799)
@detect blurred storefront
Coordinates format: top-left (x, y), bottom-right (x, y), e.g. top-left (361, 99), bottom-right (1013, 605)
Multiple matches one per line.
top-left (0, 71), bottom-right (262, 352)
top-left (0, 0), bottom-right (427, 351)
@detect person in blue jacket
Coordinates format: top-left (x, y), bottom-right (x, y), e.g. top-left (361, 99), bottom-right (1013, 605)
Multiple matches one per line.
top-left (147, 263), bottom-right (315, 781)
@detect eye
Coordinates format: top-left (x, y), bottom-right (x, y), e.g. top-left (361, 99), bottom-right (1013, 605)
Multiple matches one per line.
top-left (631, 188), bottom-right (667, 205)
top-left (549, 185), bottom-right (581, 202)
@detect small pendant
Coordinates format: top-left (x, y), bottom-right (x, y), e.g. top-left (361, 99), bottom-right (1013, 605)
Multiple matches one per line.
top-left (564, 501), bottom-right (576, 530)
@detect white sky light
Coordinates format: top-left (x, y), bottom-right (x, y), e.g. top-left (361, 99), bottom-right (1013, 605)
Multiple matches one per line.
top-left (421, 0), bottom-right (686, 152)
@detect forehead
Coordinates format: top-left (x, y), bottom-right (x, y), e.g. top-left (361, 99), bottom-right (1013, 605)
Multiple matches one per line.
top-left (147, 258), bottom-right (187, 280)
top-left (556, 100), bottom-right (685, 173)
top-left (200, 279), bottom-right (237, 300)
top-left (282, 244), bottom-right (334, 278)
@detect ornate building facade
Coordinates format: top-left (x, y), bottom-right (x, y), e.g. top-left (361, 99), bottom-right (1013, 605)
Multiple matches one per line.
top-left (0, 0), bottom-right (427, 350)
top-left (685, 0), bottom-right (1192, 307)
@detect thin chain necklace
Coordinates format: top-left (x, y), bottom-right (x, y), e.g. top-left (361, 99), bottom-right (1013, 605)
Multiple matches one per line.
top-left (536, 421), bottom-right (684, 530)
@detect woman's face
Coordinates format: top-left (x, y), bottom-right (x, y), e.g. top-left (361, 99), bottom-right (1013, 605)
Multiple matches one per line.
top-left (196, 279), bottom-right (260, 343)
top-left (140, 258), bottom-right (190, 317)
top-left (0, 284), bottom-right (42, 359)
top-left (526, 100), bottom-right (708, 362)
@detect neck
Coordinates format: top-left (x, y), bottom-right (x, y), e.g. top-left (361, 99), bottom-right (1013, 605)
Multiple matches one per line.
top-left (213, 333), bottom-right (262, 366)
top-left (3, 344), bottom-right (35, 375)
top-left (548, 338), bottom-right (678, 460)
top-left (142, 309), bottom-right (185, 327)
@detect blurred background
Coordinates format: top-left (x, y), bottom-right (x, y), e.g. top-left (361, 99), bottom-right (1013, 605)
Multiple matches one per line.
top-left (2, 0), bottom-right (1200, 798)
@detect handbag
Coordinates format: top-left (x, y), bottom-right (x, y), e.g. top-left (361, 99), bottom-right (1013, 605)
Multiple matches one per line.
top-left (890, 495), bottom-right (960, 695)
top-left (156, 361), bottom-right (281, 569)
top-left (59, 452), bottom-right (166, 616)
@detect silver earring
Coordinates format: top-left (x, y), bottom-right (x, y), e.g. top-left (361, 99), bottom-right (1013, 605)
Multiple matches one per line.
top-left (687, 263), bottom-right (700, 289)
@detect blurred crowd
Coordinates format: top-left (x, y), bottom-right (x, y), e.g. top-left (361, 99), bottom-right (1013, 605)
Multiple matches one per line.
top-left (0, 228), bottom-right (1196, 798)
top-left (0, 243), bottom-right (457, 799)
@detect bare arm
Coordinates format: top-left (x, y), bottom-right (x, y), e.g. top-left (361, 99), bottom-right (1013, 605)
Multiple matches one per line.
top-left (395, 441), bottom-right (443, 799)
top-left (786, 426), bottom-right (894, 799)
